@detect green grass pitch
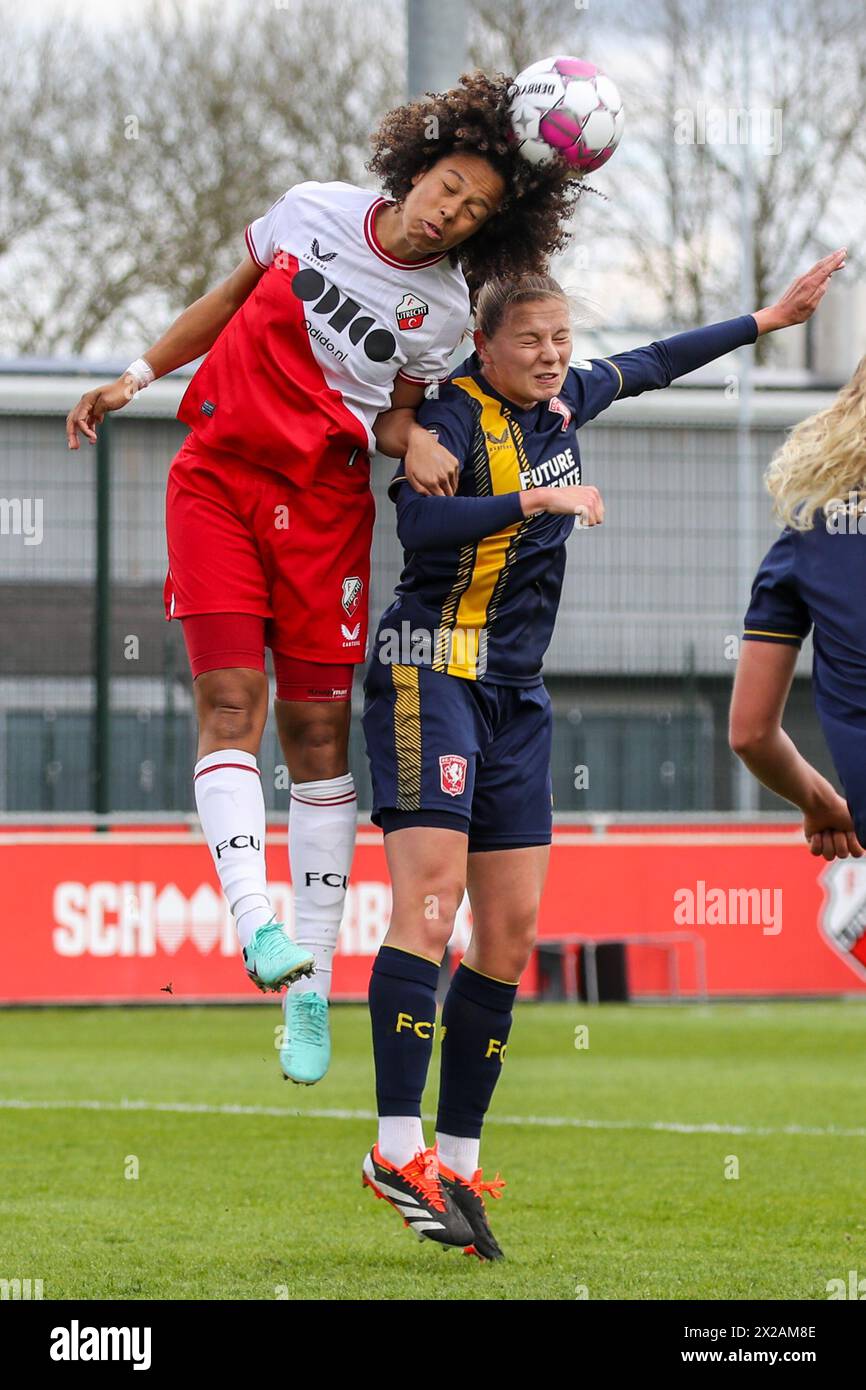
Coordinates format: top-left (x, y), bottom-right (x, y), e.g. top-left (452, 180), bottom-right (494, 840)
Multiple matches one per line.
top-left (2, 1002), bottom-right (865, 1300)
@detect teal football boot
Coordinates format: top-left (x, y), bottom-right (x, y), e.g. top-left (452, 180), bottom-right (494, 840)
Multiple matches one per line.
top-left (242, 917), bottom-right (315, 993)
top-left (280, 991), bottom-right (331, 1085)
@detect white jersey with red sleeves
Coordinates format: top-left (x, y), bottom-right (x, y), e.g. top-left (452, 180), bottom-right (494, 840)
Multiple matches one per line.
top-left (177, 180), bottom-right (471, 481)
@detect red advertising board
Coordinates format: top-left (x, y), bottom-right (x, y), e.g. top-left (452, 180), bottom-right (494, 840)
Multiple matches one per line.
top-left (1, 823), bottom-right (865, 1003)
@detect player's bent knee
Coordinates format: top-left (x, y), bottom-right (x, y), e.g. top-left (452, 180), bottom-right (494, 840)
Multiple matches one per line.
top-left (390, 880), bottom-right (463, 960)
top-left (475, 917), bottom-right (537, 981)
top-left (402, 918), bottom-right (455, 963)
top-left (195, 671), bottom-right (268, 744)
top-left (295, 720), bottom-right (350, 759)
top-left (275, 703), bottom-right (351, 780)
top-left (417, 872), bottom-right (464, 924)
top-left (284, 730), bottom-right (350, 782)
top-left (203, 706), bottom-right (261, 744)
top-left (504, 928), bottom-right (537, 979)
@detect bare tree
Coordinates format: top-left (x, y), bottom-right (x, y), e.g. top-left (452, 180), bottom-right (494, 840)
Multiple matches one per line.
top-left (598, 0), bottom-right (866, 355)
top-left (594, 0), bottom-right (733, 327)
top-left (468, 0), bottom-right (594, 78)
top-left (5, 0), bottom-right (863, 357)
top-left (0, 8), bottom-right (77, 324)
top-left (1, 0), bottom-right (404, 355)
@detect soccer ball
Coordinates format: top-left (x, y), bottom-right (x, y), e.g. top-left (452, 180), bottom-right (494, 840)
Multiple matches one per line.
top-left (507, 55), bottom-right (625, 175)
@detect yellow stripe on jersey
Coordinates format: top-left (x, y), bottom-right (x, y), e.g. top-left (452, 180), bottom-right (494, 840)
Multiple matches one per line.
top-left (435, 377), bottom-right (529, 680)
top-left (600, 357), bottom-right (624, 397)
top-left (434, 541), bottom-right (476, 669)
top-left (391, 664), bottom-right (422, 810)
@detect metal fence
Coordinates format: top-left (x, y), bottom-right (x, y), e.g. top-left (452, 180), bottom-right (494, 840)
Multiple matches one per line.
top-left (0, 374), bottom-right (840, 816)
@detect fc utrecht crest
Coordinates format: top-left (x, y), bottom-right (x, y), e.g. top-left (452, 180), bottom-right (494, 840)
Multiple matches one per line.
top-left (547, 396), bottom-right (572, 431)
top-left (395, 292), bottom-right (429, 331)
top-left (439, 754), bottom-right (467, 797)
top-left (341, 576), bottom-right (363, 616)
top-left (818, 858), bottom-right (866, 982)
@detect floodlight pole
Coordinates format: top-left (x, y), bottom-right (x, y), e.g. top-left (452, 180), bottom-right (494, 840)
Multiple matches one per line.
top-left (735, 0), bottom-right (759, 814)
top-left (93, 417), bottom-right (112, 818)
top-left (407, 0), bottom-right (467, 100)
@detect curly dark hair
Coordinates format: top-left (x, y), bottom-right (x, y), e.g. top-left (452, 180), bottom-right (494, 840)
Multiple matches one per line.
top-left (367, 69), bottom-right (594, 306)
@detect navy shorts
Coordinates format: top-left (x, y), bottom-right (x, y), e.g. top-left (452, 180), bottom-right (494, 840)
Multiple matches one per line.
top-left (362, 658), bottom-right (553, 851)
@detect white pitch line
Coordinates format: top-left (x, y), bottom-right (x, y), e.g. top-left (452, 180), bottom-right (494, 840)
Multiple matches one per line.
top-left (1, 1097), bottom-right (865, 1139)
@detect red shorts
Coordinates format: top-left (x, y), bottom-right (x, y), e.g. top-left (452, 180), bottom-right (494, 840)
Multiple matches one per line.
top-left (163, 433), bottom-right (375, 664)
top-left (179, 613), bottom-right (353, 700)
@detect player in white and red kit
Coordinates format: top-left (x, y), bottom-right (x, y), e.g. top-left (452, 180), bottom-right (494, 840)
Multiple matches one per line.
top-left (165, 178), bottom-right (473, 670)
top-left (65, 71), bottom-right (583, 1085)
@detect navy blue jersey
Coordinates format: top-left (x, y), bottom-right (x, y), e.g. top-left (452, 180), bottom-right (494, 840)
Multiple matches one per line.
top-left (743, 519), bottom-right (866, 839)
top-left (376, 315), bottom-right (757, 685)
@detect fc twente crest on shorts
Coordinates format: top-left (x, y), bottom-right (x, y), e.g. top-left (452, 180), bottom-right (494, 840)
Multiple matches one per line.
top-left (341, 576), bottom-right (363, 616)
top-left (395, 293), bottom-right (429, 331)
top-left (818, 858), bottom-right (866, 983)
top-left (547, 396), bottom-right (572, 431)
top-left (439, 754), bottom-right (467, 797)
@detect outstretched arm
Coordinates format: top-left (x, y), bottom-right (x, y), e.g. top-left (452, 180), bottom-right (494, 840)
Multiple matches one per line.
top-left (66, 256), bottom-right (265, 448)
top-left (751, 248), bottom-right (847, 335)
top-left (729, 640), bottom-right (862, 859)
top-left (580, 248), bottom-right (848, 421)
top-left (661, 247), bottom-right (848, 379)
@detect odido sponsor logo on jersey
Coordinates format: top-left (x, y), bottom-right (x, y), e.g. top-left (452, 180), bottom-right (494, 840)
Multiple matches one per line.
top-left (284, 261), bottom-right (399, 365)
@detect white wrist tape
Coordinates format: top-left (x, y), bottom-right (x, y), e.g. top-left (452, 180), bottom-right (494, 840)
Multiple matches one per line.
top-left (124, 357), bottom-right (155, 392)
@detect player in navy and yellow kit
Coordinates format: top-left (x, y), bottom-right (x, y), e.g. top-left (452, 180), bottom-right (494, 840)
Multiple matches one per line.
top-left (730, 356), bottom-right (866, 864)
top-left (360, 252), bottom-right (846, 1257)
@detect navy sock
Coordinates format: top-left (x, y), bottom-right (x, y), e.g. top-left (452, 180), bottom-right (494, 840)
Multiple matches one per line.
top-left (369, 944), bottom-right (440, 1117)
top-left (436, 963), bottom-right (518, 1138)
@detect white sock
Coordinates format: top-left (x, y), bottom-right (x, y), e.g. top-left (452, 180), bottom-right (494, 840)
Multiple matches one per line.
top-left (378, 1116), bottom-right (426, 1169)
top-left (436, 1133), bottom-right (480, 1179)
top-left (194, 748), bottom-right (271, 949)
top-left (288, 773), bottom-right (357, 999)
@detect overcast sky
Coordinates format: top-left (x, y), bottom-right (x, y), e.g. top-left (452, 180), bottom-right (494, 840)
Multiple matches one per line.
top-left (40, 0), bottom-right (213, 16)
top-left (12, 0), bottom-right (865, 362)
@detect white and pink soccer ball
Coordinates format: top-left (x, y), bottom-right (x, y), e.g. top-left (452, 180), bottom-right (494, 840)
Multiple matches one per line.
top-left (507, 55), bottom-right (625, 175)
